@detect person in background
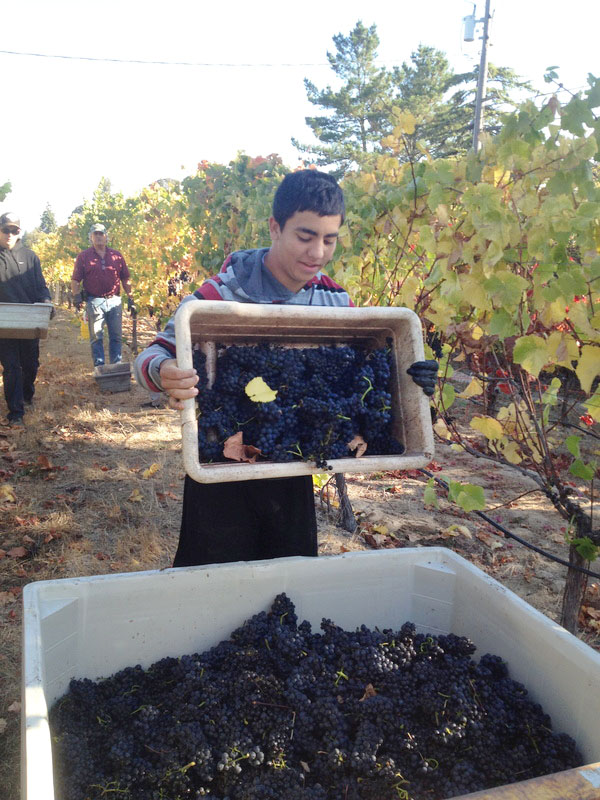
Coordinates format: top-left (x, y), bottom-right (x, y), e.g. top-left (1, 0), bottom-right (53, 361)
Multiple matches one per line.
top-left (0, 212), bottom-right (54, 425)
top-left (134, 170), bottom-right (438, 568)
top-left (71, 223), bottom-right (135, 367)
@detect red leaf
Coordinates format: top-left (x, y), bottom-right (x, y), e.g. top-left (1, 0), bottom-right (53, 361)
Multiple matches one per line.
top-left (7, 546), bottom-right (27, 558)
top-left (363, 533), bottom-right (379, 549)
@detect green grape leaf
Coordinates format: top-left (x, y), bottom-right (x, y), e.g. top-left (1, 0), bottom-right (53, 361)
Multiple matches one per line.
top-left (565, 435), bottom-right (581, 459)
top-left (512, 335), bottom-right (552, 378)
top-left (447, 481), bottom-right (486, 512)
top-left (569, 459), bottom-right (596, 481)
top-left (571, 537), bottom-right (599, 562)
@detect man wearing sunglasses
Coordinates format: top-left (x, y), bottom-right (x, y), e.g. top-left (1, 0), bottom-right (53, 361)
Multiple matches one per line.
top-left (0, 212), bottom-right (53, 425)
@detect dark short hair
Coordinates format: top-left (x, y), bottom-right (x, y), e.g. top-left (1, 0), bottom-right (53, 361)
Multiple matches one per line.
top-left (272, 170), bottom-right (345, 229)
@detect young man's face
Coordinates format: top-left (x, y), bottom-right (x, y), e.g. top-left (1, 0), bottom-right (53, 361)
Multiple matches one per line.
top-left (266, 210), bottom-right (342, 293)
top-left (0, 224), bottom-right (20, 250)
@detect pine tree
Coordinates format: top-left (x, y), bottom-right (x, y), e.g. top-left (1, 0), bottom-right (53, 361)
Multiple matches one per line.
top-left (39, 203), bottom-right (57, 234)
top-left (291, 21), bottom-right (392, 176)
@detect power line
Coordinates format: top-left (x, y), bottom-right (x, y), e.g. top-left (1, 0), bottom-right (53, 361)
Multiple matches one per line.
top-left (0, 49), bottom-right (331, 68)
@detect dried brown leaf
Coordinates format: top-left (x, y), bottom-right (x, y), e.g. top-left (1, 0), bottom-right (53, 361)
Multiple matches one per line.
top-left (223, 432), bottom-right (262, 463)
top-left (348, 434), bottom-right (368, 457)
top-left (0, 591), bottom-right (16, 606)
top-left (360, 683), bottom-right (377, 701)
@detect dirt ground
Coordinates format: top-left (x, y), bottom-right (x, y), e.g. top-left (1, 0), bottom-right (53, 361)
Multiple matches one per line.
top-left (1, 308), bottom-right (599, 798)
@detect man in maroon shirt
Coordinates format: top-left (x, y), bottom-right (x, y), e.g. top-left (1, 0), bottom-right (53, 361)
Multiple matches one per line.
top-left (71, 223), bottom-right (135, 366)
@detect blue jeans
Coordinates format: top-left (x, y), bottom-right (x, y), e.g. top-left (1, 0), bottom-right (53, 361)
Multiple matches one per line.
top-left (87, 295), bottom-right (123, 366)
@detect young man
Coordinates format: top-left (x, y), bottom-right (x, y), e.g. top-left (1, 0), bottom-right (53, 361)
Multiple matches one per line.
top-left (71, 223), bottom-right (135, 367)
top-left (135, 170), bottom-right (437, 567)
top-left (0, 212), bottom-right (54, 424)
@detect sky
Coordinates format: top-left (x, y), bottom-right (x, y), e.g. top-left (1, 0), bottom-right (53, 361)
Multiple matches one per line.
top-left (2, 0), bottom-right (598, 231)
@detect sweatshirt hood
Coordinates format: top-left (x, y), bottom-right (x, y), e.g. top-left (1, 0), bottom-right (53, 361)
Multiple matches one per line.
top-left (221, 248), bottom-right (304, 303)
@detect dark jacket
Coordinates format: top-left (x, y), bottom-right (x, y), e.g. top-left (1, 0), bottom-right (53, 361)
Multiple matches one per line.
top-left (0, 241), bottom-right (51, 304)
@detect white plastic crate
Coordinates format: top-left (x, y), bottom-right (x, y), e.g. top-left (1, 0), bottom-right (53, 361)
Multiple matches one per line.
top-left (22, 548), bottom-right (600, 800)
top-left (174, 300), bottom-right (435, 483)
top-left (0, 302), bottom-right (53, 339)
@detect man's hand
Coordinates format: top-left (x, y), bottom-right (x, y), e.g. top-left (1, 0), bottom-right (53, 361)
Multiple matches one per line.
top-left (73, 292), bottom-right (84, 311)
top-left (159, 359), bottom-right (199, 410)
top-left (407, 360), bottom-right (439, 396)
top-left (127, 297), bottom-right (137, 315)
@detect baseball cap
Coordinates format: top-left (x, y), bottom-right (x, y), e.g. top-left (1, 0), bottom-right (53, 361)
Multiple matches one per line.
top-left (89, 223), bottom-right (107, 234)
top-left (0, 212), bottom-right (21, 229)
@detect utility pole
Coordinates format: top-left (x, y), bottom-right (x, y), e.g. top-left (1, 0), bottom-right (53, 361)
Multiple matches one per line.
top-left (472, 0), bottom-right (492, 151)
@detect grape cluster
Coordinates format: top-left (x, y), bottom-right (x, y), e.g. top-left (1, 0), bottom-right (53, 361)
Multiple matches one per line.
top-left (194, 343), bottom-right (404, 468)
top-left (50, 594), bottom-right (581, 800)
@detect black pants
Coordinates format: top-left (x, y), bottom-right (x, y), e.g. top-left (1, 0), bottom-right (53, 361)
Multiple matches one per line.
top-left (173, 475), bottom-right (318, 567)
top-left (0, 338), bottom-right (40, 420)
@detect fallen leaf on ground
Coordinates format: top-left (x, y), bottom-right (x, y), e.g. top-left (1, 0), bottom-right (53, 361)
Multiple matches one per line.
top-left (0, 484), bottom-right (16, 503)
top-left (0, 592), bottom-right (16, 606)
top-left (440, 524), bottom-right (472, 539)
top-left (128, 488), bottom-right (143, 502)
top-left (142, 462), bottom-right (161, 479)
top-left (7, 546), bottom-right (27, 558)
top-left (476, 531), bottom-right (504, 549)
top-left (373, 524), bottom-right (388, 536)
top-left (37, 455), bottom-right (53, 470)
top-left (362, 532), bottom-right (379, 549)
top-left (7, 701), bottom-right (21, 713)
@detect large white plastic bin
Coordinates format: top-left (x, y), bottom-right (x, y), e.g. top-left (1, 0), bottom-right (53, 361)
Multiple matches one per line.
top-left (0, 302), bottom-right (53, 339)
top-left (174, 300), bottom-right (435, 482)
top-left (22, 548), bottom-right (600, 800)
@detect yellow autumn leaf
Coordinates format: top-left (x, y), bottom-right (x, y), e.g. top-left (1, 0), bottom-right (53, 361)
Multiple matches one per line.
top-left (128, 488), bottom-right (143, 503)
top-left (142, 462), bottom-right (161, 479)
top-left (373, 524), bottom-right (388, 536)
top-left (470, 416), bottom-right (504, 441)
top-left (393, 111), bottom-right (416, 136)
top-left (245, 376), bottom-right (278, 403)
top-left (433, 418), bottom-right (452, 439)
top-left (499, 440), bottom-right (523, 464)
top-left (584, 388), bottom-right (600, 422)
top-left (457, 378), bottom-right (484, 399)
top-left (0, 484), bottom-right (16, 503)
top-left (441, 524), bottom-right (472, 539)
top-left (576, 346), bottom-right (600, 394)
